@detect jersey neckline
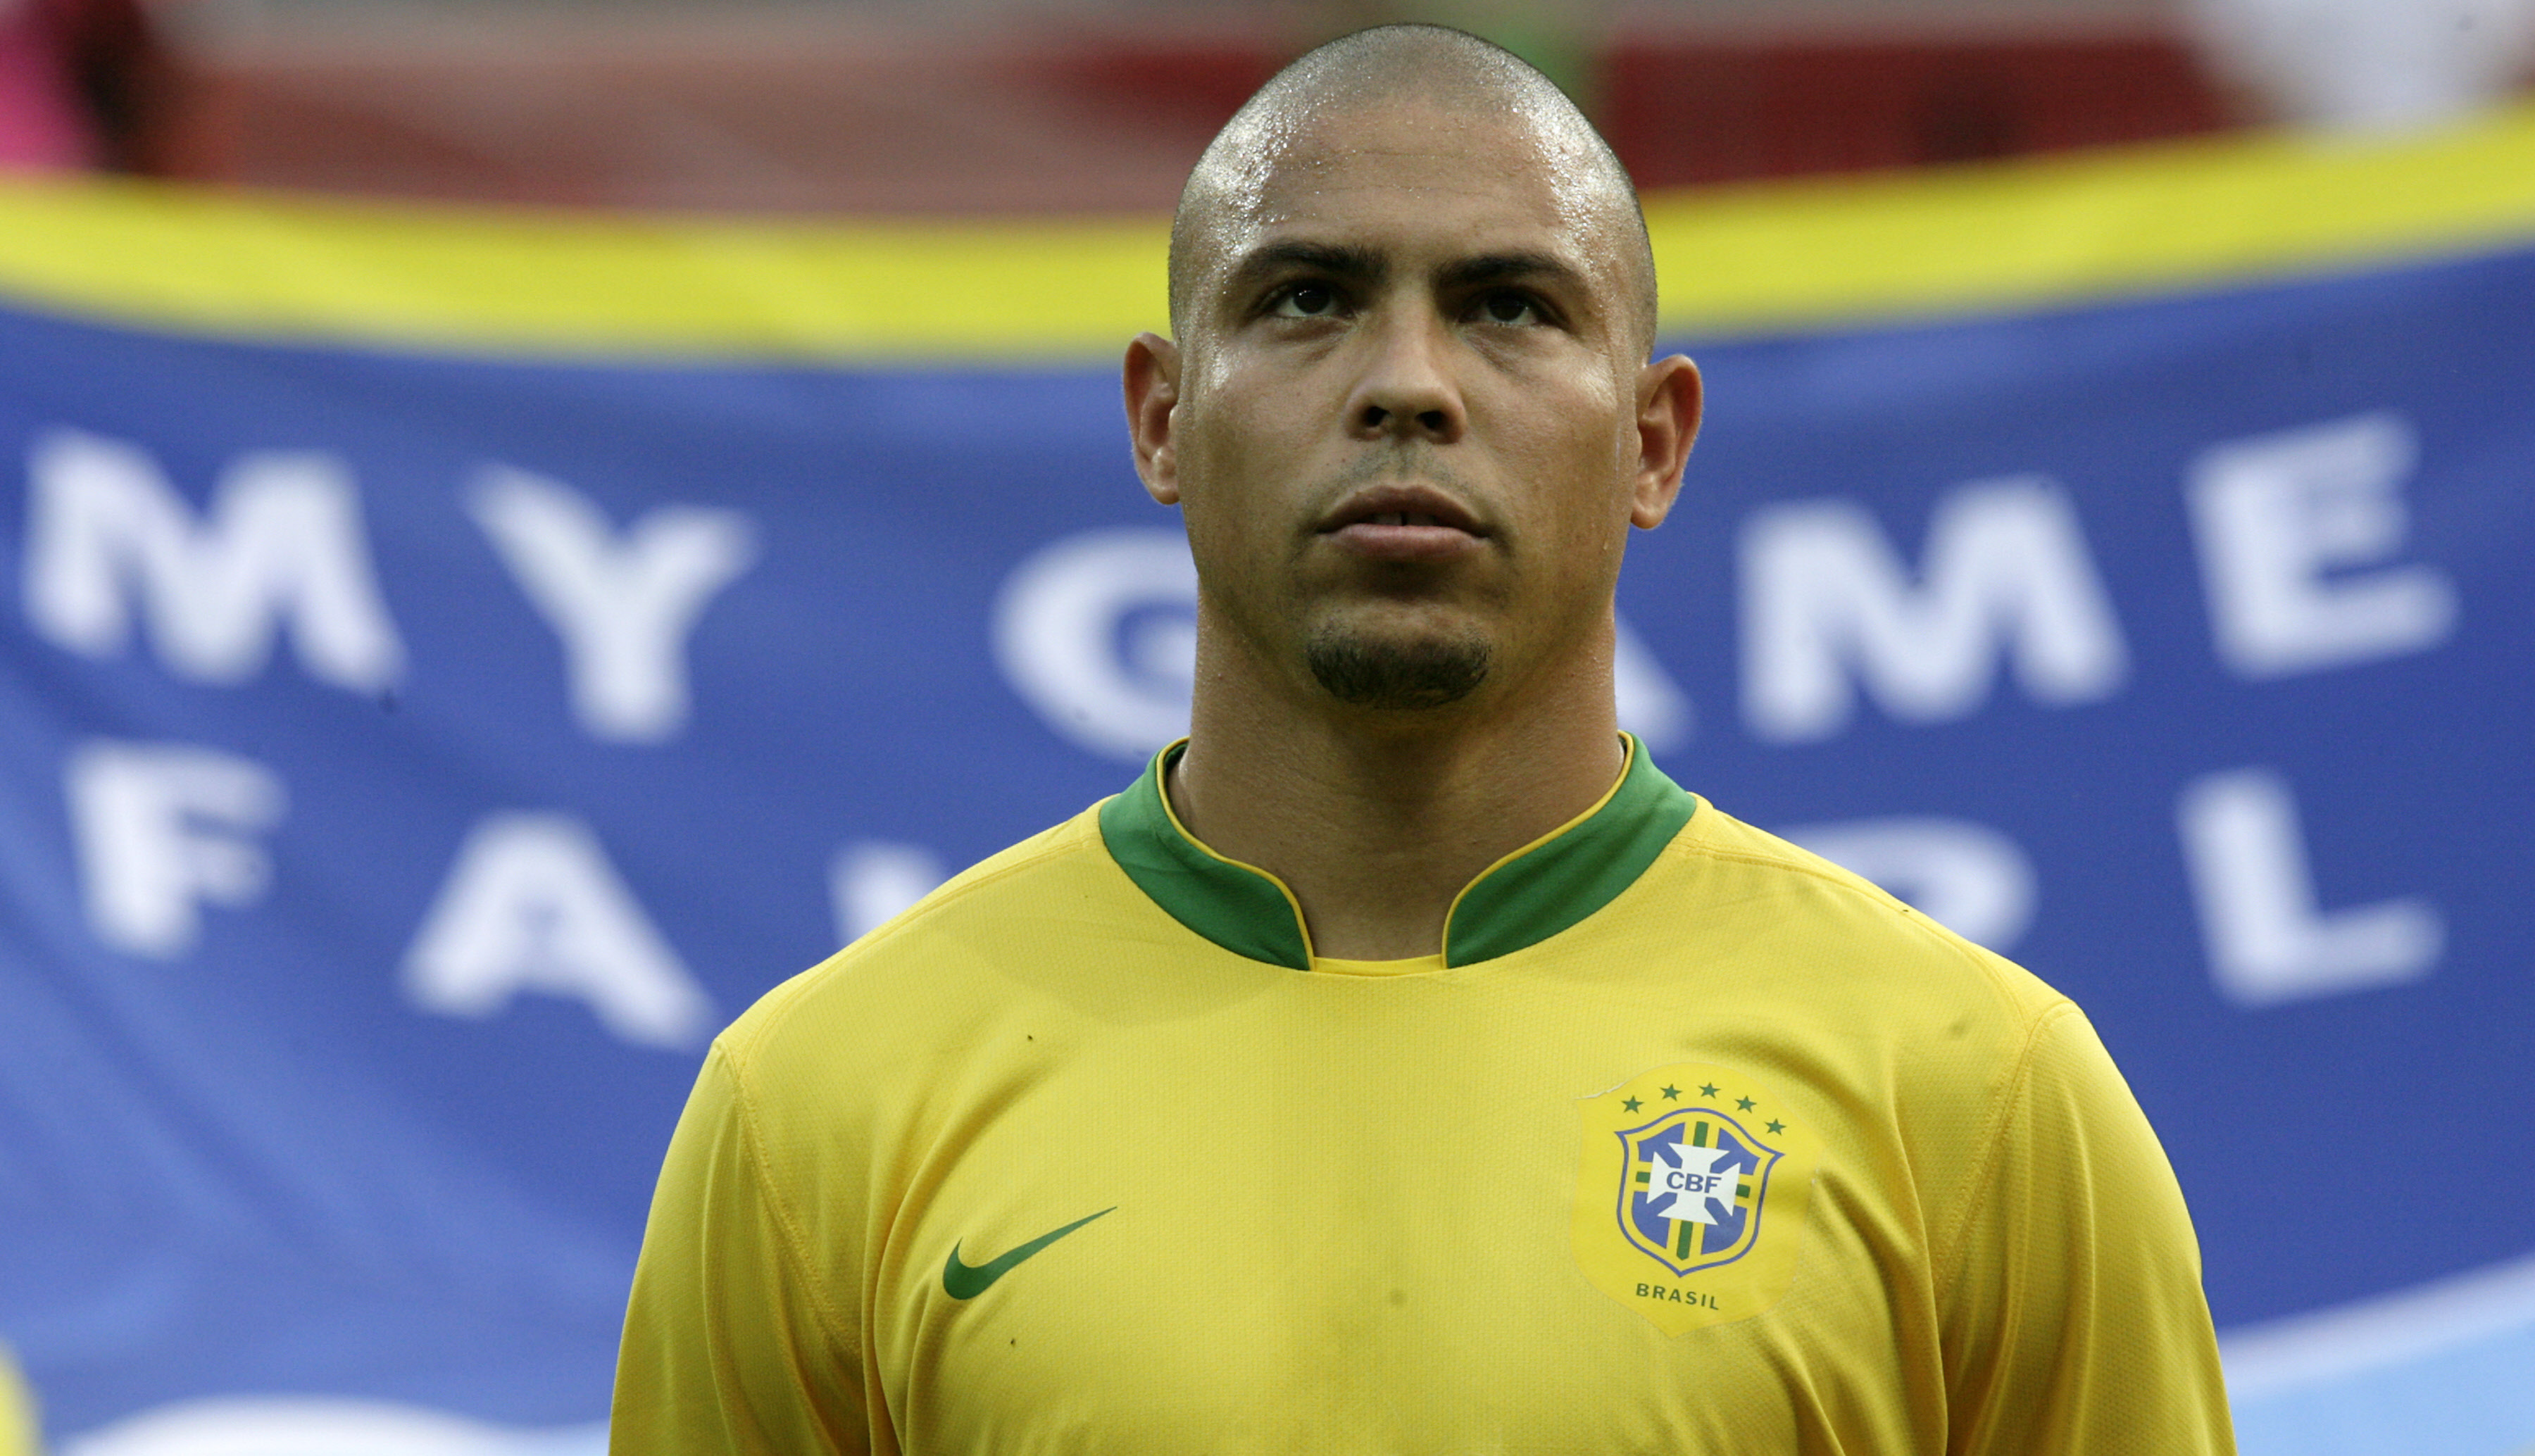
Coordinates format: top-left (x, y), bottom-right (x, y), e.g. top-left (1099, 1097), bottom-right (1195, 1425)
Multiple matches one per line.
top-left (1096, 734), bottom-right (1696, 972)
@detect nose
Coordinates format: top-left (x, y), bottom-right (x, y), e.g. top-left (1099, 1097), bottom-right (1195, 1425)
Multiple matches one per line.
top-left (1344, 307), bottom-right (1464, 446)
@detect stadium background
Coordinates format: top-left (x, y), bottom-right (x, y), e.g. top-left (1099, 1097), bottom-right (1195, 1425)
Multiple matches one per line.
top-left (3, 1), bottom-right (2532, 1452)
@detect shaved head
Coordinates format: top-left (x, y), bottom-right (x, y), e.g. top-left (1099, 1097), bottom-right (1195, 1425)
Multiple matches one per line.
top-left (1170, 24), bottom-right (1657, 358)
top-left (1122, 20), bottom-right (1703, 773)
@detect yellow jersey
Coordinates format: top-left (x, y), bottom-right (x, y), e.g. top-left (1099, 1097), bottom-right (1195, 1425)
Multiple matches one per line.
top-left (614, 737), bottom-right (2233, 1454)
top-left (0, 1344), bottom-right (35, 1456)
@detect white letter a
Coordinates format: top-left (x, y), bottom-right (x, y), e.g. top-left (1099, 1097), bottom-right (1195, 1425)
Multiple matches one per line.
top-left (404, 814), bottom-right (713, 1048)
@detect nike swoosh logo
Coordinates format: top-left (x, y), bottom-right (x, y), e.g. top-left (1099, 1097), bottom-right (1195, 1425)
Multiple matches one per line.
top-left (941, 1207), bottom-right (1115, 1300)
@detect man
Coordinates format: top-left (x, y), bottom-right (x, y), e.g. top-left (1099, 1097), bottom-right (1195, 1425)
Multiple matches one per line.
top-left (614, 25), bottom-right (2234, 1453)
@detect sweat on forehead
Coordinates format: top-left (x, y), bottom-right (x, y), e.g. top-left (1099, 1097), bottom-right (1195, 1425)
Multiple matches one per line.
top-left (1168, 23), bottom-right (1655, 351)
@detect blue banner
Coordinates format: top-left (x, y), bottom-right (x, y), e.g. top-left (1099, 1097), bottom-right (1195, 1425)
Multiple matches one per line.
top-left (3, 239), bottom-right (2530, 1455)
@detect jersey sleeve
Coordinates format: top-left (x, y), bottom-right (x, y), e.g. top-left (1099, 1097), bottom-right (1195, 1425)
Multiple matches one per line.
top-left (1935, 1003), bottom-right (2236, 1455)
top-left (0, 1343), bottom-right (36, 1456)
top-left (612, 1043), bottom-right (869, 1455)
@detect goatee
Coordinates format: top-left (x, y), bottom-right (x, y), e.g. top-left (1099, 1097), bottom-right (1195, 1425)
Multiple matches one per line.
top-left (1306, 627), bottom-right (1491, 710)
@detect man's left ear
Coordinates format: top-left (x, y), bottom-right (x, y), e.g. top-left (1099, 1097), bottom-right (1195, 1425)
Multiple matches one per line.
top-left (1629, 354), bottom-right (1702, 529)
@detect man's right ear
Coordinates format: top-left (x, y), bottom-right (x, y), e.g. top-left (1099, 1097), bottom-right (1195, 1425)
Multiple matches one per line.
top-left (1123, 332), bottom-right (1182, 506)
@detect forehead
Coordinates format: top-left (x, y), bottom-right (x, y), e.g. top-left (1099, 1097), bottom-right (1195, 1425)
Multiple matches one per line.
top-left (1200, 96), bottom-right (1625, 284)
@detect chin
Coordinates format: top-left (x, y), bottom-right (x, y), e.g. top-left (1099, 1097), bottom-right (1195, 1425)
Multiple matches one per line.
top-left (1303, 620), bottom-right (1494, 711)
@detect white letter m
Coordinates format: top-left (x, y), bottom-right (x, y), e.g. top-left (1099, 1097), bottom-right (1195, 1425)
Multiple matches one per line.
top-left (1741, 477), bottom-right (2128, 742)
top-left (22, 428), bottom-right (405, 691)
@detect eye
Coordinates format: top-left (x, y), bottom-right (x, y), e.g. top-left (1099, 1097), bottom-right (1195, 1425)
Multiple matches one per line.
top-left (1476, 291), bottom-right (1539, 325)
top-left (1270, 284), bottom-right (1343, 320)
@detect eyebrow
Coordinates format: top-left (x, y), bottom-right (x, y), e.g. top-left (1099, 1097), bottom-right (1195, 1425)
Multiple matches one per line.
top-left (1222, 239), bottom-right (1592, 309)
top-left (1434, 249), bottom-right (1589, 296)
top-left (1223, 239), bottom-right (1389, 299)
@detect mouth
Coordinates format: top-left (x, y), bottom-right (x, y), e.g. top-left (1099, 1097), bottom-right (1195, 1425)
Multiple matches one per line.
top-left (1317, 484), bottom-right (1489, 563)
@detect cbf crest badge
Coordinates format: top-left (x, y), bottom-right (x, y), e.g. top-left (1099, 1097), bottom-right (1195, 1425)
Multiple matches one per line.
top-left (1571, 1062), bottom-right (1820, 1334)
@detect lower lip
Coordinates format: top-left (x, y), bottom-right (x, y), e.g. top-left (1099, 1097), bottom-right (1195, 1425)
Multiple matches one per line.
top-left (1324, 522), bottom-right (1486, 563)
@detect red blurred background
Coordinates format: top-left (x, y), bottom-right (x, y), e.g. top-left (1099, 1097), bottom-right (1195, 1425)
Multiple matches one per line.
top-left (1, 1), bottom-right (2529, 213)
top-left (1, 1), bottom-right (2260, 213)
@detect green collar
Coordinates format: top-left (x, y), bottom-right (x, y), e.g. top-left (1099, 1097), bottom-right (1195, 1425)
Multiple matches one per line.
top-left (1097, 734), bottom-right (1694, 971)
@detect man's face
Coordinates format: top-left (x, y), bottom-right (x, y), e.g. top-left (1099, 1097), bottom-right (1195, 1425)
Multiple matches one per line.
top-left (1135, 96), bottom-right (1693, 715)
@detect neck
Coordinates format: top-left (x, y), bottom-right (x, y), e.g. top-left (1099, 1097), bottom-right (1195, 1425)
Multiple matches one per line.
top-left (1168, 620), bottom-right (1627, 960)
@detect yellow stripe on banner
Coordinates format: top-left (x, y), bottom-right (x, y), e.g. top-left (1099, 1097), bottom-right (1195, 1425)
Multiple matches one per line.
top-left (1645, 102), bottom-right (2535, 335)
top-left (0, 180), bottom-right (1172, 363)
top-left (3, 98), bottom-right (2535, 361)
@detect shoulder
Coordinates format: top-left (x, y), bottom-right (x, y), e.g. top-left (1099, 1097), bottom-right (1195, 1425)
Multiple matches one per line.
top-left (712, 801), bottom-right (1127, 1094)
top-left (1653, 798), bottom-right (2070, 1034)
top-left (1639, 799), bottom-right (2107, 1202)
